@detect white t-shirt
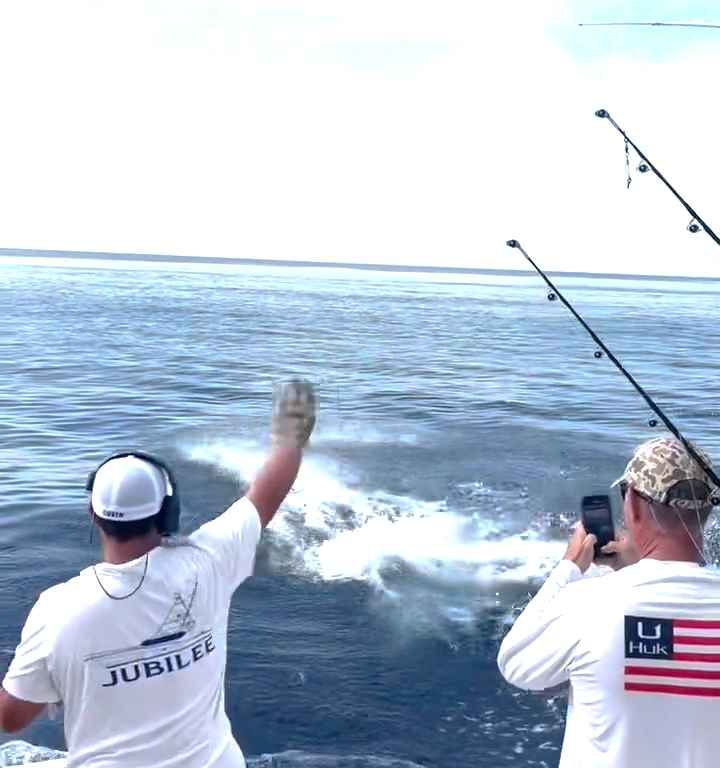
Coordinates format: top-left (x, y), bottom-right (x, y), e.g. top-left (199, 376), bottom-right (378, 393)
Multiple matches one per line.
top-left (498, 558), bottom-right (720, 768)
top-left (2, 497), bottom-right (262, 768)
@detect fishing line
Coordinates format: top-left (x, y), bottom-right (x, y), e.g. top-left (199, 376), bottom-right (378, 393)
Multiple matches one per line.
top-left (579, 22), bottom-right (720, 29)
top-left (595, 109), bottom-right (720, 247)
top-left (505, 238), bottom-right (720, 500)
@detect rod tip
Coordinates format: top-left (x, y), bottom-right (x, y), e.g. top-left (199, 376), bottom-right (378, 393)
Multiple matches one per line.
top-left (595, 109), bottom-right (609, 118)
top-left (506, 239), bottom-right (519, 248)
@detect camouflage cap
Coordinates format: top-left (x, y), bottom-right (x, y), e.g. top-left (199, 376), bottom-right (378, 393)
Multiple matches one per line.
top-left (612, 437), bottom-right (718, 511)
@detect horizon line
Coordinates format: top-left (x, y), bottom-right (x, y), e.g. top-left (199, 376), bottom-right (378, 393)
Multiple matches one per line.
top-left (1, 247), bottom-right (719, 283)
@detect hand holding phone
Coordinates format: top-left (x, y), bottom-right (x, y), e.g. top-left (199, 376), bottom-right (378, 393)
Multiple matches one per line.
top-left (598, 530), bottom-right (640, 570)
top-left (581, 495), bottom-right (615, 557)
top-left (564, 523), bottom-right (598, 572)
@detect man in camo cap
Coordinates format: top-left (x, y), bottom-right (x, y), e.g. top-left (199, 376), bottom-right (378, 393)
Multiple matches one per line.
top-left (499, 435), bottom-right (720, 768)
top-left (612, 436), bottom-right (718, 515)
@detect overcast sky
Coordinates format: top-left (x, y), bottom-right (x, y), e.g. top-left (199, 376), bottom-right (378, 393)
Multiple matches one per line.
top-left (1, 1), bottom-right (719, 276)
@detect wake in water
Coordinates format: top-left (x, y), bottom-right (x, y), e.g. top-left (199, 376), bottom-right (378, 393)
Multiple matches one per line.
top-left (184, 435), bottom-right (566, 628)
top-left (0, 742), bottom-right (426, 768)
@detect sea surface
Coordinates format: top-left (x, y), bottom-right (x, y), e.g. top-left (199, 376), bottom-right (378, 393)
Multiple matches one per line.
top-left (1, 256), bottom-right (720, 767)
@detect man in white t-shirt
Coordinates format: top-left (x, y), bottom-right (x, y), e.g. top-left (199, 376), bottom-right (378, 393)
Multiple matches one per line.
top-left (498, 436), bottom-right (720, 768)
top-left (0, 380), bottom-right (316, 768)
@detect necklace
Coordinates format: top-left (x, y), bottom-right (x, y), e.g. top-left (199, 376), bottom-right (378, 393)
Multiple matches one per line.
top-left (93, 554), bottom-right (149, 600)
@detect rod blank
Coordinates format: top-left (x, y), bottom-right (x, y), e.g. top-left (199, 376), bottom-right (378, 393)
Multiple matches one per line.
top-left (595, 110), bottom-right (720, 248)
top-left (579, 22), bottom-right (720, 29)
top-left (505, 238), bottom-right (720, 493)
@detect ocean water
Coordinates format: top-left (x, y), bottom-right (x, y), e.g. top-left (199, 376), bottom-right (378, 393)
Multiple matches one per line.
top-left (1, 257), bottom-right (720, 767)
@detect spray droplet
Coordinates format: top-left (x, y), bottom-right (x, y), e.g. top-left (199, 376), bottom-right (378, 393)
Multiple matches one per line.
top-left (547, 292), bottom-right (557, 302)
top-left (594, 350), bottom-right (603, 359)
top-left (648, 418), bottom-right (658, 427)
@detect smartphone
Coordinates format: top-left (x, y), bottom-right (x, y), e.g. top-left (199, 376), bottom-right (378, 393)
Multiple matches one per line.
top-left (581, 495), bottom-right (615, 557)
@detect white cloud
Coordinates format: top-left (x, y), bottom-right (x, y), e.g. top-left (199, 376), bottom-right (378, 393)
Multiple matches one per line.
top-left (0, 1), bottom-right (718, 276)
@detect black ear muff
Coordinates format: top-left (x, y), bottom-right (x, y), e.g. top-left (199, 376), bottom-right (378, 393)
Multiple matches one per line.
top-left (154, 462), bottom-right (181, 536)
top-left (85, 451), bottom-right (181, 535)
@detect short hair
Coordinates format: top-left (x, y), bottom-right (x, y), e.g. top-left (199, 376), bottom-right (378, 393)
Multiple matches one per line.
top-left (91, 509), bottom-right (161, 542)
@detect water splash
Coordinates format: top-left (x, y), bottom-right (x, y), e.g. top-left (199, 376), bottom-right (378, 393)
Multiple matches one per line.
top-left (184, 439), bottom-right (565, 595)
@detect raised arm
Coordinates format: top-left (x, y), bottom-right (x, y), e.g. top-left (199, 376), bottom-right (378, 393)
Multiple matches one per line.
top-left (247, 379), bottom-right (316, 528)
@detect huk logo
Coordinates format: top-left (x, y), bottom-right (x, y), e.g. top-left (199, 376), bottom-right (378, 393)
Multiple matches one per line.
top-left (625, 615), bottom-right (673, 659)
top-left (637, 621), bottom-right (662, 640)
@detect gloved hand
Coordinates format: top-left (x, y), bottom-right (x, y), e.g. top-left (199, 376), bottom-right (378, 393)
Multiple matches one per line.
top-left (271, 379), bottom-right (317, 447)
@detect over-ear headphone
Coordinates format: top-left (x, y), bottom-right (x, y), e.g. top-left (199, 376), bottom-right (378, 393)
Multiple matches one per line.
top-left (86, 451), bottom-right (181, 535)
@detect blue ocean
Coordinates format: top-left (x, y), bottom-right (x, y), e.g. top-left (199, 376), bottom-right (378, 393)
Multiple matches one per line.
top-left (2, 255), bottom-right (720, 767)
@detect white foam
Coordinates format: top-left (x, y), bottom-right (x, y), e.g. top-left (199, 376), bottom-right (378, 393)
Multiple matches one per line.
top-left (184, 438), bottom-right (565, 596)
top-left (0, 740), bottom-right (66, 765)
top-left (306, 510), bottom-right (564, 587)
top-left (0, 742), bottom-right (427, 768)
top-left (309, 422), bottom-right (421, 447)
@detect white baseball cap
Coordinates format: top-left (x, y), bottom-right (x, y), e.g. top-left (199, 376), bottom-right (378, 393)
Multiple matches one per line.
top-left (90, 455), bottom-right (171, 521)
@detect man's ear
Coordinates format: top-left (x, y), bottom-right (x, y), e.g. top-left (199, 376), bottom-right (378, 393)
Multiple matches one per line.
top-left (626, 490), bottom-right (645, 527)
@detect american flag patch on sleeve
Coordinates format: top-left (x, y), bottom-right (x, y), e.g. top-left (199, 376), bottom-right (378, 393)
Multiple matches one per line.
top-left (624, 615), bottom-right (720, 697)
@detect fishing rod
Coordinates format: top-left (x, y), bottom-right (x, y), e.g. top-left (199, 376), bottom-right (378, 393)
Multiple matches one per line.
top-left (579, 22), bottom-right (720, 29)
top-left (595, 109), bottom-right (720, 247)
top-left (505, 238), bottom-right (720, 496)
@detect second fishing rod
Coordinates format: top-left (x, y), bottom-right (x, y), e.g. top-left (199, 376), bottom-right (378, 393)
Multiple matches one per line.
top-left (505, 238), bottom-right (720, 496)
top-left (595, 109), bottom-right (720, 248)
